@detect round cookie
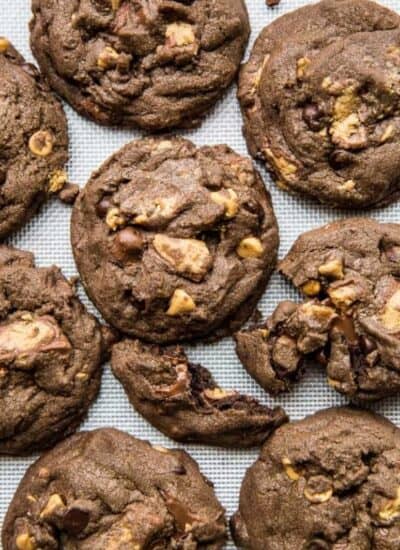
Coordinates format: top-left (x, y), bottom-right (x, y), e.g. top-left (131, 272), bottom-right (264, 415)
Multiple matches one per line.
top-left (231, 407), bottom-right (400, 549)
top-left (239, 0), bottom-right (400, 208)
top-left (2, 428), bottom-right (227, 549)
top-left (236, 218), bottom-right (400, 402)
top-left (0, 39), bottom-right (68, 239)
top-left (30, 0), bottom-right (249, 130)
top-left (0, 246), bottom-right (107, 455)
top-left (71, 137), bottom-right (278, 343)
top-left (111, 338), bottom-right (287, 447)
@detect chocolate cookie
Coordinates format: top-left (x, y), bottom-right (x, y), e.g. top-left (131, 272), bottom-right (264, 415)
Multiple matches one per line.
top-left (0, 39), bottom-right (68, 239)
top-left (2, 428), bottom-right (227, 549)
top-left (0, 246), bottom-right (107, 455)
top-left (231, 407), bottom-right (400, 549)
top-left (30, 0), bottom-right (249, 131)
top-left (111, 339), bottom-right (288, 447)
top-left (72, 137), bottom-right (278, 343)
top-left (236, 218), bottom-right (400, 402)
top-left (239, 0), bottom-right (400, 208)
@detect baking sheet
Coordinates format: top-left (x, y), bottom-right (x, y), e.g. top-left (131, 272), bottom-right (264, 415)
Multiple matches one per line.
top-left (2, 0), bottom-right (400, 547)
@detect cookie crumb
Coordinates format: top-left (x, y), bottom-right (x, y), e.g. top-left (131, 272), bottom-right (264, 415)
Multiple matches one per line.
top-left (58, 183), bottom-right (80, 204)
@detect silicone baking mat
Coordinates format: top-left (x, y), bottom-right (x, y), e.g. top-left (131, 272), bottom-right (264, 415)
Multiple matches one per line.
top-left (2, 0), bottom-right (400, 547)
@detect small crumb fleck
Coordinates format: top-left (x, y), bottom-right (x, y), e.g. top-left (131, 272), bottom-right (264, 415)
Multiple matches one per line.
top-left (58, 183), bottom-right (80, 204)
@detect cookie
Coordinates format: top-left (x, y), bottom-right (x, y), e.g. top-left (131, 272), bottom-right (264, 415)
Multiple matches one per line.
top-left (0, 39), bottom-right (68, 239)
top-left (231, 407), bottom-right (400, 549)
top-left (30, 0), bottom-right (249, 131)
top-left (72, 137), bottom-right (278, 343)
top-left (111, 339), bottom-right (288, 447)
top-left (239, 0), bottom-right (400, 208)
top-left (236, 218), bottom-right (400, 402)
top-left (2, 428), bottom-right (227, 549)
top-left (0, 246), bottom-right (107, 455)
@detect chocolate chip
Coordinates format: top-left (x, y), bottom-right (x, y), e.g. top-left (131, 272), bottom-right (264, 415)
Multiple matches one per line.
top-left (112, 227), bottom-right (143, 262)
top-left (302, 104), bottom-right (323, 130)
top-left (329, 149), bottom-right (353, 169)
top-left (384, 244), bottom-right (400, 263)
top-left (62, 507), bottom-right (89, 535)
top-left (360, 335), bottom-right (376, 354)
top-left (172, 464), bottom-right (187, 475)
top-left (96, 196), bottom-right (112, 218)
top-left (116, 227), bottom-right (143, 253)
top-left (314, 349), bottom-right (328, 366)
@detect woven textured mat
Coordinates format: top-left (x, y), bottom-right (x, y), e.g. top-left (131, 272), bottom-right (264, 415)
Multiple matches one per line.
top-left (2, 1), bottom-right (400, 547)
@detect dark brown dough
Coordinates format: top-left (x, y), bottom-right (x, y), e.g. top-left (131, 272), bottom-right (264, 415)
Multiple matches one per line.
top-left (71, 137), bottom-right (279, 343)
top-left (231, 407), bottom-right (400, 550)
top-left (2, 428), bottom-right (227, 549)
top-left (30, 0), bottom-right (249, 131)
top-left (111, 338), bottom-right (288, 447)
top-left (236, 218), bottom-right (400, 402)
top-left (0, 39), bottom-right (68, 239)
top-left (0, 246), bottom-right (106, 455)
top-left (239, 0), bottom-right (400, 208)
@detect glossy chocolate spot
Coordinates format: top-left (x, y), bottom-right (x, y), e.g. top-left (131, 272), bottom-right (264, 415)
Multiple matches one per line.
top-left (62, 507), bottom-right (90, 535)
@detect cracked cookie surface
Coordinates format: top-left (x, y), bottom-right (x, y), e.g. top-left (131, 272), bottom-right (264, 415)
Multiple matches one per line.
top-left (239, 0), bottom-right (400, 208)
top-left (71, 137), bottom-right (278, 343)
top-left (111, 339), bottom-right (287, 447)
top-left (236, 218), bottom-right (400, 402)
top-left (2, 428), bottom-right (227, 549)
top-left (0, 246), bottom-right (105, 455)
top-left (231, 408), bottom-right (400, 550)
top-left (30, 0), bottom-right (249, 130)
top-left (0, 40), bottom-right (68, 239)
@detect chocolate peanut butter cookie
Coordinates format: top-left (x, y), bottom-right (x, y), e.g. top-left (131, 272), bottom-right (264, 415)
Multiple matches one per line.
top-left (236, 218), bottom-right (400, 401)
top-left (111, 339), bottom-right (288, 447)
top-left (72, 137), bottom-right (278, 343)
top-left (2, 428), bottom-right (227, 549)
top-left (0, 246), bottom-right (107, 455)
top-left (0, 39), bottom-right (68, 239)
top-left (239, 0), bottom-right (400, 208)
top-left (231, 407), bottom-right (400, 550)
top-left (30, 0), bottom-right (249, 131)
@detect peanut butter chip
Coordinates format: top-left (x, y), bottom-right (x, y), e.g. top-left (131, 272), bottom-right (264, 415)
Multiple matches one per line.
top-left (153, 234), bottom-right (212, 281)
top-left (203, 387), bottom-right (234, 400)
top-left (111, 0), bottom-right (120, 10)
top-left (301, 280), bottom-right (321, 296)
top-left (304, 487), bottom-right (333, 504)
top-left (379, 487), bottom-right (400, 520)
top-left (318, 259), bottom-right (344, 279)
top-left (16, 533), bottom-right (36, 550)
top-left (380, 289), bottom-right (400, 331)
top-left (106, 207), bottom-right (125, 231)
top-left (210, 188), bottom-right (239, 218)
top-left (0, 37), bottom-right (10, 53)
top-left (40, 493), bottom-right (65, 518)
top-left (167, 289), bottom-right (196, 316)
top-left (97, 46), bottom-right (120, 70)
top-left (48, 170), bottom-right (68, 193)
top-left (328, 284), bottom-right (358, 309)
top-left (237, 237), bottom-right (264, 258)
top-left (282, 458), bottom-right (302, 481)
top-left (29, 130), bottom-right (54, 157)
top-left (296, 57), bottom-right (310, 79)
top-left (166, 22), bottom-right (195, 47)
